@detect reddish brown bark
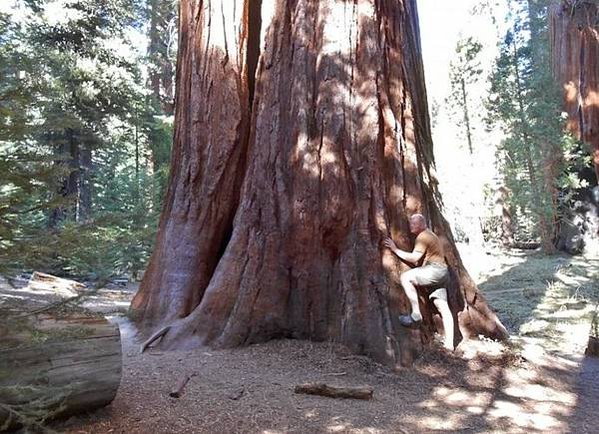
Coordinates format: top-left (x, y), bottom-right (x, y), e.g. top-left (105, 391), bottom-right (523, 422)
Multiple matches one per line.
top-left (550, 1), bottom-right (599, 183)
top-left (132, 0), bottom-right (252, 323)
top-left (132, 0), bottom-right (507, 367)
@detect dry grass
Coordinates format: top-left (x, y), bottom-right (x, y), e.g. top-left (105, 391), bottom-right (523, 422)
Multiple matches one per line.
top-left (463, 246), bottom-right (599, 355)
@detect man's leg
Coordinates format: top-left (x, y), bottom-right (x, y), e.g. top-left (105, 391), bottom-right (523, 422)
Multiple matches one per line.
top-left (432, 295), bottom-right (454, 350)
top-left (400, 269), bottom-right (423, 322)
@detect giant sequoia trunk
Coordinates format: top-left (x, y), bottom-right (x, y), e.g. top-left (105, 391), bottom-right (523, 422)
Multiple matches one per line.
top-left (550, 1), bottom-right (599, 183)
top-left (132, 0), bottom-right (507, 367)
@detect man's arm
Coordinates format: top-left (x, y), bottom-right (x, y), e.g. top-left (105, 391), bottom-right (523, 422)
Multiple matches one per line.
top-left (383, 237), bottom-right (424, 265)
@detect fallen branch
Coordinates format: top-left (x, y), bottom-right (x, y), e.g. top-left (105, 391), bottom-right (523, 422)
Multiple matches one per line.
top-left (294, 383), bottom-right (373, 400)
top-left (140, 325), bottom-right (171, 353)
top-left (169, 372), bottom-right (196, 398)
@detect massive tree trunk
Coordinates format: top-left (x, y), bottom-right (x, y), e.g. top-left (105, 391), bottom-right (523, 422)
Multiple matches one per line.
top-left (550, 1), bottom-right (599, 183)
top-left (132, 0), bottom-right (507, 367)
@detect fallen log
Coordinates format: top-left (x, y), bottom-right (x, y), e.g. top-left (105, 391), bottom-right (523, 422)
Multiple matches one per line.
top-left (28, 271), bottom-right (86, 297)
top-left (0, 312), bottom-right (122, 430)
top-left (294, 383), bottom-right (373, 400)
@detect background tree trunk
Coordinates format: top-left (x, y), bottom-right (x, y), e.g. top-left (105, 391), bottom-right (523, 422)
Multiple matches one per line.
top-left (132, 0), bottom-right (507, 367)
top-left (78, 144), bottom-right (92, 222)
top-left (49, 131), bottom-right (80, 227)
top-left (550, 1), bottom-right (599, 183)
top-left (148, 0), bottom-right (177, 116)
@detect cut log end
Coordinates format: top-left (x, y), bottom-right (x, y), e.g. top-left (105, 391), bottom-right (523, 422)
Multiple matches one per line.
top-left (0, 314), bottom-right (122, 430)
top-left (294, 383), bottom-right (374, 400)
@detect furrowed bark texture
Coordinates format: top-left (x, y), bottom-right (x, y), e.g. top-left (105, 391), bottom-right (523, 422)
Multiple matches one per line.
top-left (132, 0), bottom-right (252, 323)
top-left (132, 0), bottom-right (507, 367)
top-left (550, 1), bottom-right (599, 182)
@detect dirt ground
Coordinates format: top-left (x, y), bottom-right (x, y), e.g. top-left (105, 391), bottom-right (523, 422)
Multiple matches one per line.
top-left (2, 245), bottom-right (599, 433)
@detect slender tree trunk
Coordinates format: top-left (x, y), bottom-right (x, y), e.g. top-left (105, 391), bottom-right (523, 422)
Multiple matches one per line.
top-left (132, 0), bottom-right (507, 367)
top-left (460, 78), bottom-right (474, 155)
top-left (147, 0), bottom-right (177, 199)
top-left (529, 0), bottom-right (560, 251)
top-left (148, 0), bottom-right (177, 115)
top-left (550, 1), bottom-right (599, 183)
top-left (49, 130), bottom-right (80, 227)
top-left (78, 143), bottom-right (92, 222)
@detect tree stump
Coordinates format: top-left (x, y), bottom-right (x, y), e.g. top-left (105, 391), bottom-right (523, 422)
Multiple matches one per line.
top-left (586, 311), bottom-right (599, 358)
top-left (0, 313), bottom-right (122, 430)
top-left (586, 336), bottom-right (599, 357)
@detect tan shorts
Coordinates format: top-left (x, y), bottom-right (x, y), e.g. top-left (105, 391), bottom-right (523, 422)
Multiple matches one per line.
top-left (404, 263), bottom-right (449, 302)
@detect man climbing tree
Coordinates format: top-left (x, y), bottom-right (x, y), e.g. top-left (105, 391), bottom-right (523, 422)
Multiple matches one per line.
top-left (132, 0), bottom-right (507, 367)
top-left (384, 214), bottom-right (455, 351)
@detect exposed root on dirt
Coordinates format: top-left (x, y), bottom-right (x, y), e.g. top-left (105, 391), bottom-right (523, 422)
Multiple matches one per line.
top-left (140, 325), bottom-right (171, 353)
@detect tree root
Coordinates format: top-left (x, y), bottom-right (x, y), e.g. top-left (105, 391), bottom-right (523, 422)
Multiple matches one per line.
top-left (140, 325), bottom-right (171, 353)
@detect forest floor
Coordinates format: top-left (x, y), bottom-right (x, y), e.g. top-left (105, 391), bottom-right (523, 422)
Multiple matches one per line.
top-left (2, 245), bottom-right (599, 433)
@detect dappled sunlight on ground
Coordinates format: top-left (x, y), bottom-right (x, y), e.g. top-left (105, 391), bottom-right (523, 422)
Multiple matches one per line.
top-left (2, 247), bottom-right (598, 433)
top-left (400, 338), bottom-right (578, 433)
top-left (458, 243), bottom-right (599, 357)
top-left (456, 243), bottom-right (529, 283)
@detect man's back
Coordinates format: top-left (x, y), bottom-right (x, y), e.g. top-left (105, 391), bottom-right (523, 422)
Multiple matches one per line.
top-left (414, 229), bottom-right (445, 266)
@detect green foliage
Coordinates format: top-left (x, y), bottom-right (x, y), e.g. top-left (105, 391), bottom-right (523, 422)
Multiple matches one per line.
top-left (0, 0), bottom-right (176, 280)
top-left (486, 0), bottom-right (591, 249)
top-left (447, 36), bottom-right (484, 154)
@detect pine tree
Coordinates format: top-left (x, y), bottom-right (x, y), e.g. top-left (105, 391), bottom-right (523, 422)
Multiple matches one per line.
top-left (447, 37), bottom-right (483, 155)
top-left (0, 0), bottom-right (167, 278)
top-left (487, 0), bottom-right (574, 252)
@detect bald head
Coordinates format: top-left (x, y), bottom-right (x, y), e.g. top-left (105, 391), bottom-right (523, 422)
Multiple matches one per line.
top-left (409, 214), bottom-right (427, 235)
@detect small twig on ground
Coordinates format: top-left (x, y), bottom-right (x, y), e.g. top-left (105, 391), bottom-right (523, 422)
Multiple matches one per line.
top-left (169, 372), bottom-right (196, 398)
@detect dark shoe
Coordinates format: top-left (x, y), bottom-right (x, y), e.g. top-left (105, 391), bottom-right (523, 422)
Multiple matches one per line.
top-left (399, 314), bottom-right (422, 328)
